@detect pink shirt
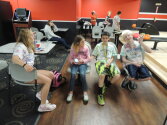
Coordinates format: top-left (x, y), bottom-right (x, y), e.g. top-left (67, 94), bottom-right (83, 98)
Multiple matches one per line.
top-left (69, 45), bottom-right (90, 64)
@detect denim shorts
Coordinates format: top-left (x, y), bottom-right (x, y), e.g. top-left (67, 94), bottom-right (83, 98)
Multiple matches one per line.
top-left (126, 64), bottom-right (151, 79)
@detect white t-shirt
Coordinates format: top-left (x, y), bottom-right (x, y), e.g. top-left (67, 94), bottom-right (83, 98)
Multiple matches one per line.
top-left (44, 25), bottom-right (60, 40)
top-left (112, 15), bottom-right (120, 31)
top-left (13, 43), bottom-right (35, 66)
top-left (92, 42), bottom-right (117, 63)
top-left (120, 41), bottom-right (144, 65)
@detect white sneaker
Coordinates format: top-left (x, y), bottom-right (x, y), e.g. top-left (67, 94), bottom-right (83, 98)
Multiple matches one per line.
top-left (36, 91), bottom-right (49, 104)
top-left (66, 94), bottom-right (73, 103)
top-left (83, 94), bottom-right (89, 102)
top-left (38, 103), bottom-right (56, 112)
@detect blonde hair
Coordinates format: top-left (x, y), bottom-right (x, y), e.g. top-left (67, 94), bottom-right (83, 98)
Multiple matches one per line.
top-left (119, 30), bottom-right (133, 43)
top-left (72, 35), bottom-right (84, 53)
top-left (107, 11), bottom-right (112, 16)
top-left (17, 28), bottom-right (35, 52)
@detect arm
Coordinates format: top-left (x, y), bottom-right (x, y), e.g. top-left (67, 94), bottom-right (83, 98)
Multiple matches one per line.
top-left (53, 24), bottom-right (59, 32)
top-left (122, 56), bottom-right (141, 67)
top-left (69, 49), bottom-right (75, 64)
top-left (79, 47), bottom-right (91, 64)
top-left (138, 35), bottom-right (152, 53)
top-left (106, 57), bottom-right (114, 67)
top-left (91, 55), bottom-right (96, 60)
top-left (12, 55), bottom-right (34, 72)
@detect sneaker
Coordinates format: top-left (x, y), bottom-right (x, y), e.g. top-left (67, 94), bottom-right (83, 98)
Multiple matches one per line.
top-left (121, 77), bottom-right (129, 89)
top-left (66, 94), bottom-right (73, 103)
top-left (83, 94), bottom-right (89, 103)
top-left (128, 81), bottom-right (137, 90)
top-left (97, 94), bottom-right (105, 106)
top-left (38, 103), bottom-right (56, 112)
top-left (36, 92), bottom-right (49, 104)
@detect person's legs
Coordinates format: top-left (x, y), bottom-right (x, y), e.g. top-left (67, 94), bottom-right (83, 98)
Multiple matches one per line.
top-left (95, 61), bottom-right (106, 105)
top-left (50, 37), bottom-right (70, 49)
top-left (35, 70), bottom-right (54, 103)
top-left (125, 64), bottom-right (138, 80)
top-left (125, 65), bottom-right (138, 90)
top-left (137, 65), bottom-right (151, 80)
top-left (36, 71), bottom-right (56, 112)
top-left (78, 64), bottom-right (88, 91)
top-left (38, 70), bottom-right (54, 80)
top-left (67, 65), bottom-right (78, 102)
top-left (108, 64), bottom-right (120, 84)
top-left (79, 64), bottom-right (89, 102)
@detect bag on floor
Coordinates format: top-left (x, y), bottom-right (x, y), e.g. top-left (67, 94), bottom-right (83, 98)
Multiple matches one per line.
top-left (52, 71), bottom-right (66, 87)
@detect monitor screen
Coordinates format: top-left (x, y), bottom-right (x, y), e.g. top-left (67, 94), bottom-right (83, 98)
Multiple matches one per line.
top-left (15, 8), bottom-right (26, 19)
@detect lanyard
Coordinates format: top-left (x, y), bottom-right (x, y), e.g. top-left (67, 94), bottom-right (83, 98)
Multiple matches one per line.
top-left (102, 43), bottom-right (108, 62)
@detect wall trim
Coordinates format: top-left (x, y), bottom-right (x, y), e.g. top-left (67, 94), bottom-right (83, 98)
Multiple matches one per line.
top-left (32, 20), bottom-right (77, 22)
top-left (80, 17), bottom-right (138, 20)
top-left (138, 18), bottom-right (167, 21)
top-left (139, 12), bottom-right (167, 15)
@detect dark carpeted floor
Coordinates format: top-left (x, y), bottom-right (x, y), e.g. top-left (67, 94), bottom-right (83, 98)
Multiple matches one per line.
top-left (0, 44), bottom-right (68, 125)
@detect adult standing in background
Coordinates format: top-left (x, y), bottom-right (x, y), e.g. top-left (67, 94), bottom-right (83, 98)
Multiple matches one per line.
top-left (112, 11), bottom-right (122, 31)
top-left (104, 11), bottom-right (112, 26)
top-left (90, 10), bottom-right (97, 26)
top-left (44, 20), bottom-right (70, 50)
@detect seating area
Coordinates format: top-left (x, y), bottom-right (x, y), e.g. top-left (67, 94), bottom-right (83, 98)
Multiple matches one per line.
top-left (0, 0), bottom-right (167, 124)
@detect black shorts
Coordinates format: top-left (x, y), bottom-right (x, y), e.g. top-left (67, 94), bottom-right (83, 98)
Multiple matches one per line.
top-left (126, 64), bottom-right (151, 79)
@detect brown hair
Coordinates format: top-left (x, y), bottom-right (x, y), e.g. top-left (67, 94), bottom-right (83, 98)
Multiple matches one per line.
top-left (47, 20), bottom-right (54, 31)
top-left (17, 28), bottom-right (35, 52)
top-left (72, 35), bottom-right (85, 53)
top-left (47, 20), bottom-right (52, 26)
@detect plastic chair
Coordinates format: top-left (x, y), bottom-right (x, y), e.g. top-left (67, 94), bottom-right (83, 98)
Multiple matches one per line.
top-left (8, 62), bottom-right (38, 104)
top-left (30, 27), bottom-right (39, 32)
top-left (0, 60), bottom-right (8, 71)
top-left (36, 31), bottom-right (46, 41)
top-left (0, 60), bottom-right (8, 87)
top-left (98, 22), bottom-right (104, 30)
top-left (103, 26), bottom-right (114, 38)
top-left (92, 26), bottom-right (102, 39)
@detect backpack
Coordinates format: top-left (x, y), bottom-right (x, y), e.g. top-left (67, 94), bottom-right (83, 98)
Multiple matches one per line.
top-left (52, 71), bottom-right (66, 87)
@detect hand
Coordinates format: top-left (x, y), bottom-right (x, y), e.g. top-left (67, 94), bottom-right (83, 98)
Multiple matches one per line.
top-left (106, 63), bottom-right (110, 68)
top-left (133, 62), bottom-right (141, 67)
top-left (138, 34), bottom-right (144, 43)
top-left (79, 59), bottom-right (84, 64)
top-left (24, 64), bottom-right (34, 72)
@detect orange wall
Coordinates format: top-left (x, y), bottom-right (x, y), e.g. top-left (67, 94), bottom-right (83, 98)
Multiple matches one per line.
top-left (3, 0), bottom-right (77, 21)
top-left (76, 0), bottom-right (82, 20)
top-left (81, 0), bottom-right (141, 19)
top-left (3, 0), bottom-right (143, 20)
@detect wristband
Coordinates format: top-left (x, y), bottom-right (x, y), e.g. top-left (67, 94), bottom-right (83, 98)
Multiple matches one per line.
top-left (23, 63), bottom-right (27, 67)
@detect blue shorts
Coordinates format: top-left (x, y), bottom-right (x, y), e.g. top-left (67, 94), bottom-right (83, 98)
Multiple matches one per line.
top-left (126, 64), bottom-right (151, 79)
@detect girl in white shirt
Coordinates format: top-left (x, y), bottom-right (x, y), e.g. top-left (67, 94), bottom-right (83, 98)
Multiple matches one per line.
top-left (12, 29), bottom-right (56, 112)
top-left (44, 20), bottom-right (70, 50)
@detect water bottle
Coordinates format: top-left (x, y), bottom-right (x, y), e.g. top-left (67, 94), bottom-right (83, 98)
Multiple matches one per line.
top-left (33, 32), bottom-right (40, 51)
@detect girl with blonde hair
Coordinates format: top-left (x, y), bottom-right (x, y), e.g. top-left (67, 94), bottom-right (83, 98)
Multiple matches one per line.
top-left (12, 28), bottom-right (56, 112)
top-left (67, 35), bottom-right (90, 103)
